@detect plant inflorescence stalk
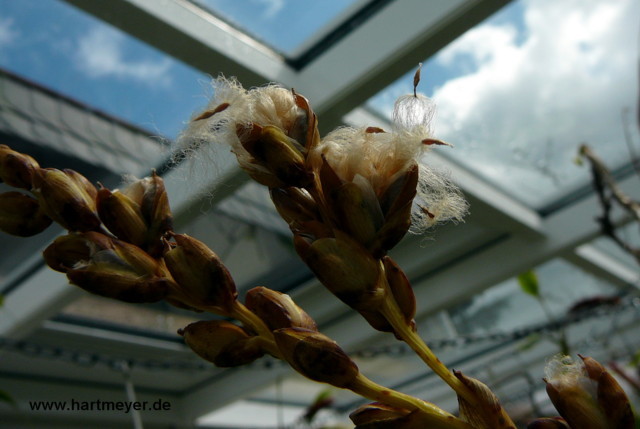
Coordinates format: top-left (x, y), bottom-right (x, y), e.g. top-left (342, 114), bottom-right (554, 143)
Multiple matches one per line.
top-left (348, 374), bottom-right (474, 429)
top-left (229, 301), bottom-right (283, 359)
top-left (379, 293), bottom-right (478, 407)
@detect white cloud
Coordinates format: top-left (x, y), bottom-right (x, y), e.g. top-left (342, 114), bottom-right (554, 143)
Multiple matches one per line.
top-left (252, 0), bottom-right (285, 18)
top-left (429, 0), bottom-right (639, 206)
top-left (0, 17), bottom-right (17, 47)
top-left (75, 26), bottom-right (172, 86)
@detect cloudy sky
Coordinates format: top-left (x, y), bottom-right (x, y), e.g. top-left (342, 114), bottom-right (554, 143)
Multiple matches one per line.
top-left (0, 0), bottom-right (637, 209)
top-left (0, 0), bottom-right (208, 139)
top-left (369, 0), bottom-right (639, 208)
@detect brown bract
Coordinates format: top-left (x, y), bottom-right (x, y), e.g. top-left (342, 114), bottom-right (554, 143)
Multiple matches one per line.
top-left (0, 144), bottom-right (39, 189)
top-left (0, 191), bottom-right (52, 236)
top-left (164, 233), bottom-right (237, 313)
top-left (31, 168), bottom-right (101, 232)
top-left (273, 327), bottom-right (359, 388)
top-left (245, 286), bottom-right (318, 331)
top-left (179, 320), bottom-right (265, 367)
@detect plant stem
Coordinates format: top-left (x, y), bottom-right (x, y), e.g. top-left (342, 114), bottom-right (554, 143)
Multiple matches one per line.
top-left (230, 301), bottom-right (283, 359)
top-left (379, 296), bottom-right (478, 407)
top-left (348, 374), bottom-right (474, 429)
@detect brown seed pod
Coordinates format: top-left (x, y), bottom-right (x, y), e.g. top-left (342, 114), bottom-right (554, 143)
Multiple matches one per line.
top-left (273, 327), bottom-right (359, 388)
top-left (31, 168), bottom-right (100, 232)
top-left (163, 233), bottom-right (237, 312)
top-left (0, 191), bottom-right (52, 236)
top-left (0, 145), bottom-right (40, 189)
top-left (245, 286), bottom-right (317, 331)
top-left (179, 320), bottom-right (264, 367)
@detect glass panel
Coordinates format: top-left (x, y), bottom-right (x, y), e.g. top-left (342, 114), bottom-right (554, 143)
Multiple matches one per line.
top-left (365, 0), bottom-right (639, 210)
top-left (0, 0), bottom-right (207, 140)
top-left (60, 295), bottom-right (201, 336)
top-left (592, 221), bottom-right (640, 269)
top-left (449, 259), bottom-right (618, 335)
top-left (190, 0), bottom-right (366, 57)
top-left (197, 400), bottom-right (306, 428)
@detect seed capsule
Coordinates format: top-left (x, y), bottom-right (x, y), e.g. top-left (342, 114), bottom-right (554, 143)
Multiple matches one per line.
top-left (179, 320), bottom-right (264, 367)
top-left (331, 175), bottom-right (384, 248)
top-left (270, 187), bottom-right (319, 227)
top-left (97, 187), bottom-right (147, 247)
top-left (527, 418), bottom-right (570, 429)
top-left (454, 371), bottom-right (516, 429)
top-left (239, 124), bottom-right (310, 187)
top-left (294, 233), bottom-right (383, 311)
top-left (245, 286), bottom-right (317, 331)
top-left (0, 145), bottom-right (39, 189)
top-left (273, 327), bottom-right (359, 388)
top-left (350, 402), bottom-right (411, 427)
top-left (67, 269), bottom-right (170, 303)
top-left (164, 234), bottom-right (237, 313)
top-left (45, 231), bottom-right (172, 303)
top-left (31, 168), bottom-right (100, 232)
top-left (118, 172), bottom-right (173, 256)
top-left (43, 231), bottom-right (111, 273)
top-left (383, 256), bottom-right (416, 331)
top-left (0, 191), bottom-right (52, 236)
top-left (350, 403), bottom-right (447, 428)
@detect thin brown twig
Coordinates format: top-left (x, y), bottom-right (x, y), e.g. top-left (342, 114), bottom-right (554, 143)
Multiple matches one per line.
top-left (580, 144), bottom-right (640, 264)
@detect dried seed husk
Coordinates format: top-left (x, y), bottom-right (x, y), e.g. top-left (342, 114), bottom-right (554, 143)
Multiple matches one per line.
top-left (245, 286), bottom-right (317, 331)
top-left (378, 163), bottom-right (418, 216)
top-left (31, 168), bottom-right (100, 232)
top-left (270, 187), bottom-right (319, 227)
top-left (43, 231), bottom-right (112, 273)
top-left (294, 234), bottom-right (383, 311)
top-left (577, 355), bottom-right (635, 429)
top-left (455, 371), bottom-right (516, 429)
top-left (331, 175), bottom-right (384, 248)
top-left (179, 320), bottom-right (264, 367)
top-left (373, 199), bottom-right (412, 256)
top-left (0, 191), bottom-right (52, 236)
top-left (67, 269), bottom-right (170, 303)
top-left (0, 145), bottom-right (39, 189)
top-left (527, 417), bottom-right (571, 428)
top-left (120, 172), bottom-right (173, 256)
top-left (290, 90), bottom-right (320, 152)
top-left (350, 402), bottom-right (411, 426)
top-left (45, 231), bottom-right (171, 303)
top-left (350, 402), bottom-right (463, 429)
top-left (273, 327), bottom-right (359, 388)
top-left (382, 256), bottom-right (416, 331)
top-left (164, 233), bottom-right (237, 312)
top-left (240, 124), bottom-right (310, 187)
top-left (97, 187), bottom-right (147, 246)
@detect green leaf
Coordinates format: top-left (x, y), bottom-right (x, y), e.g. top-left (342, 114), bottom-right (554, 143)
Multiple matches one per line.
top-left (0, 294), bottom-right (4, 307)
top-left (518, 270), bottom-right (540, 298)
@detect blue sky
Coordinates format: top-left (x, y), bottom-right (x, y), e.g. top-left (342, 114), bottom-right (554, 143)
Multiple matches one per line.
top-left (194, 0), bottom-right (361, 55)
top-left (0, 0), bottom-right (208, 140)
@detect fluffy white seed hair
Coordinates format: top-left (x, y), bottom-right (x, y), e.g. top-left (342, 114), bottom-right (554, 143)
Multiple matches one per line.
top-left (411, 164), bottom-right (468, 233)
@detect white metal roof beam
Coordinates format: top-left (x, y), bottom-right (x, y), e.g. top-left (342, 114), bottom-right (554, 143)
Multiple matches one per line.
top-left (63, 0), bottom-right (296, 88)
